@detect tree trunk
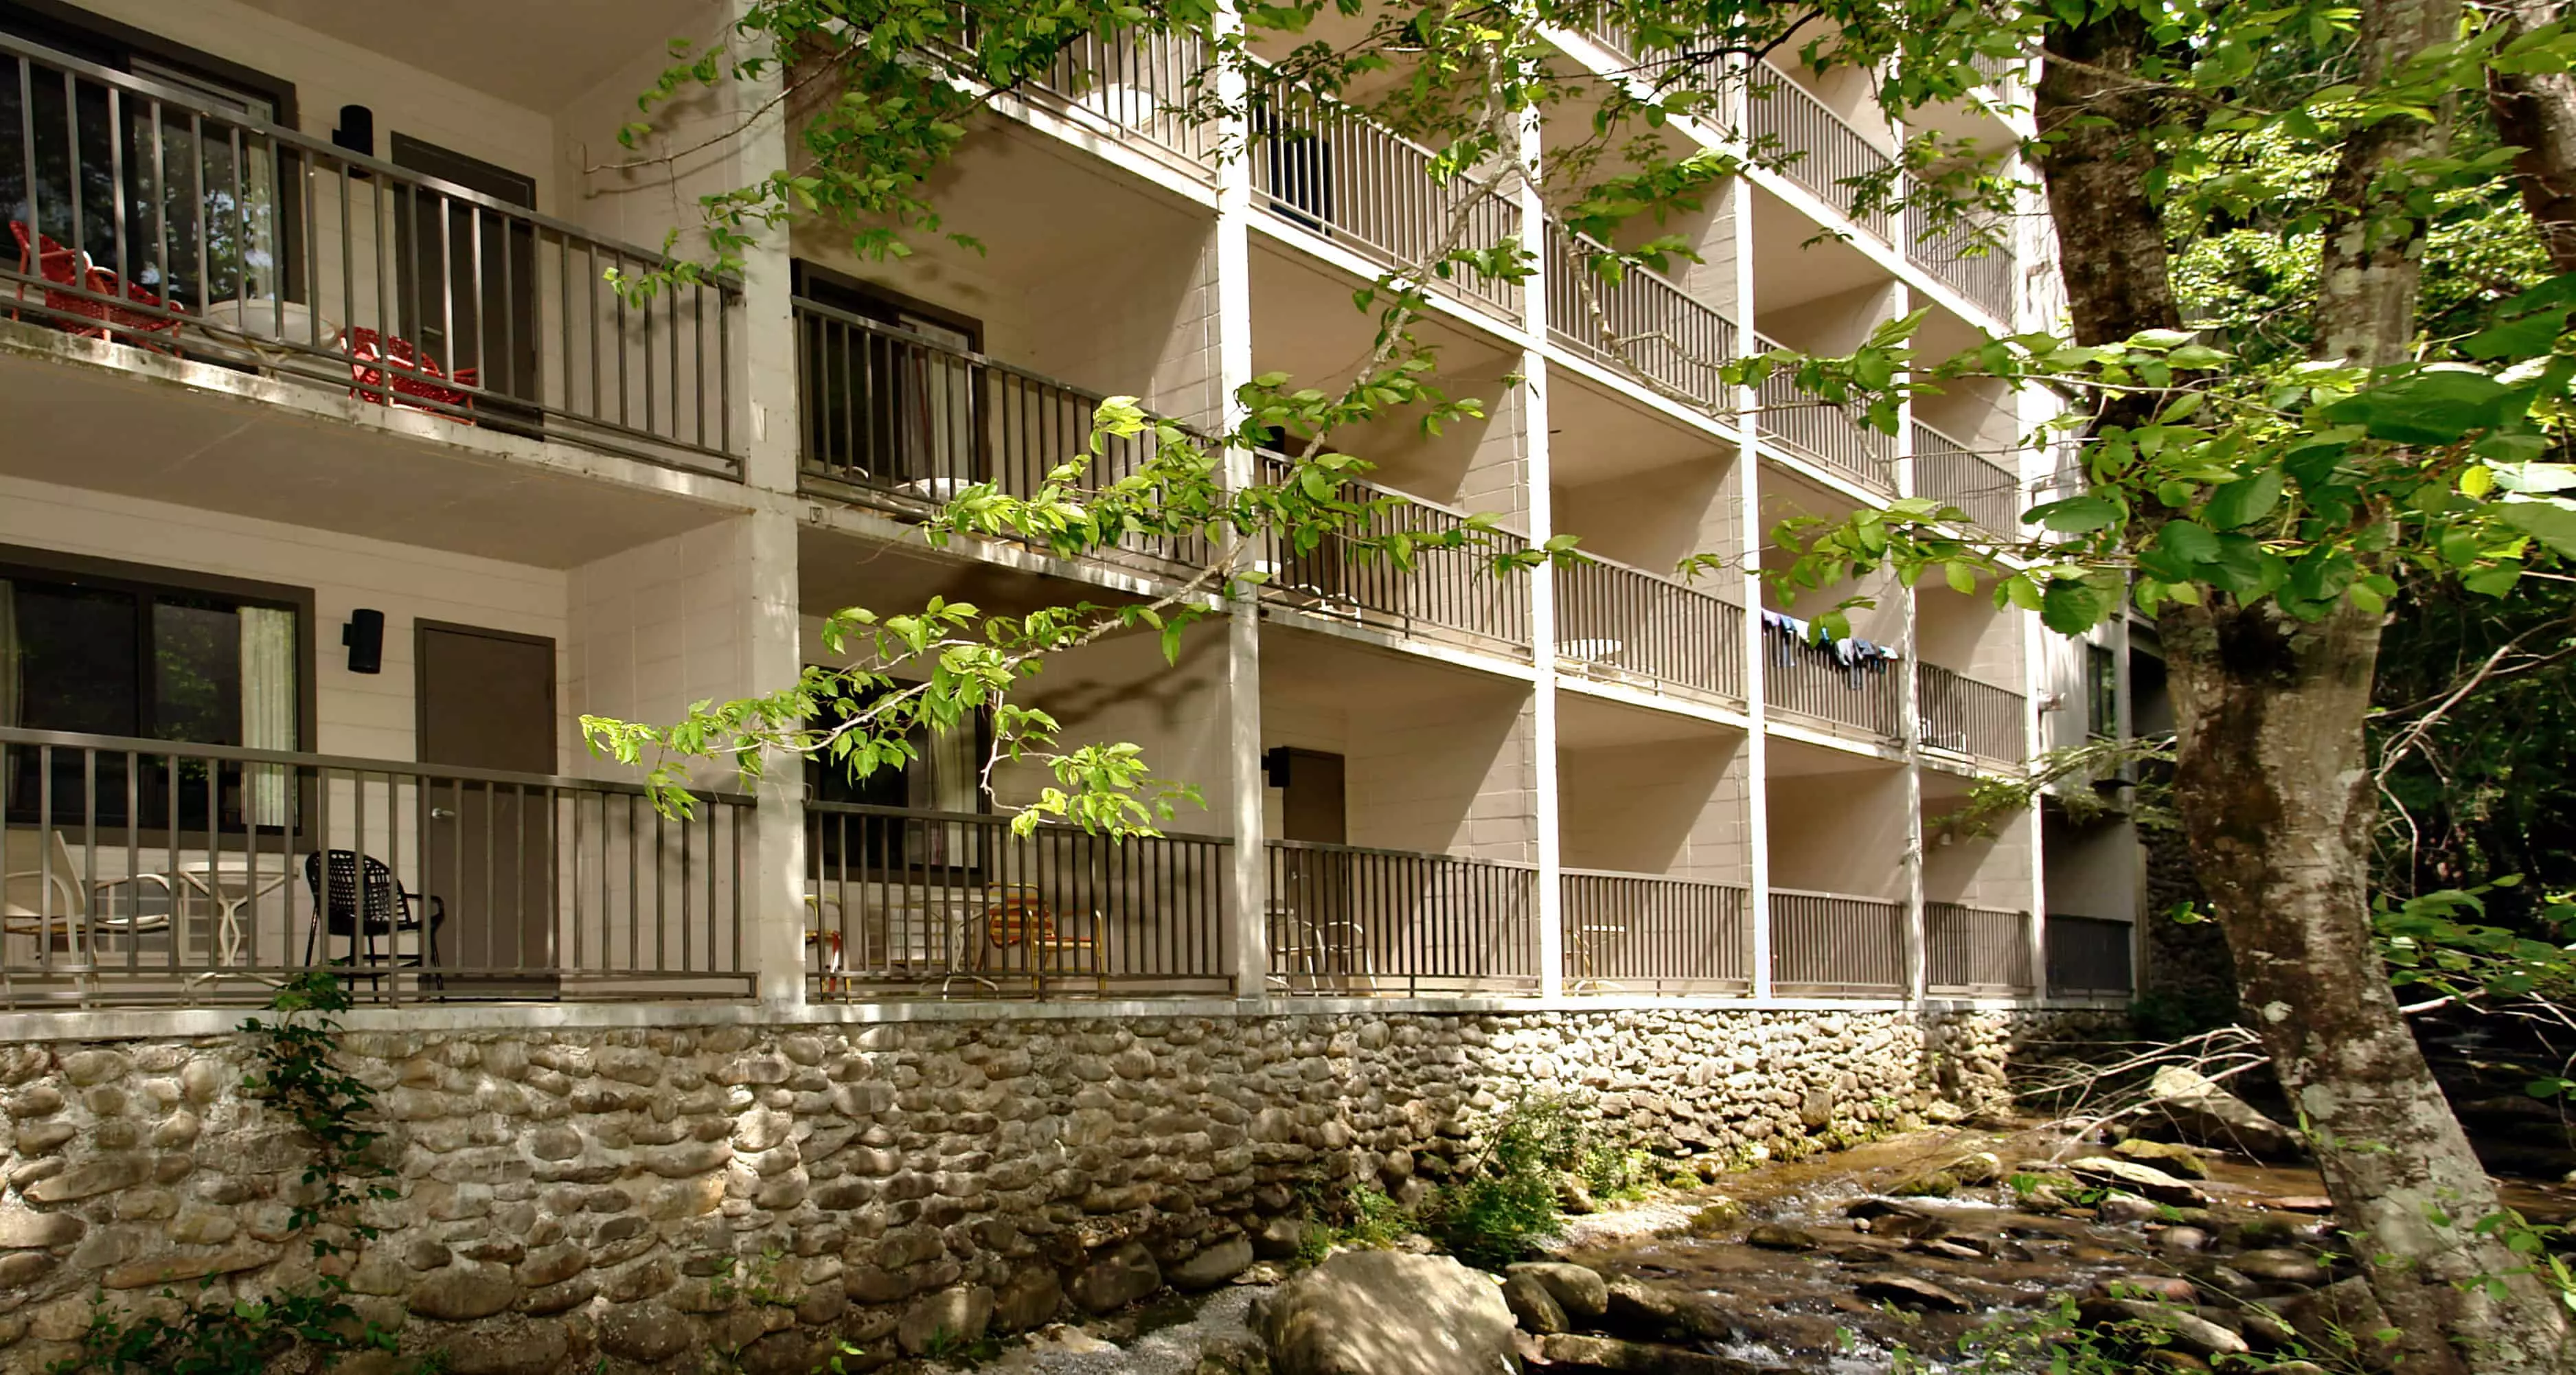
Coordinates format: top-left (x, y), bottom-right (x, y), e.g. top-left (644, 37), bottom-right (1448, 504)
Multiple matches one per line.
top-left (2316, 0), bottom-right (2461, 364)
top-left (2036, 4), bottom-right (2576, 1366)
top-left (2163, 600), bottom-right (2574, 1374)
top-left (2488, 0), bottom-right (2576, 272)
top-left (2036, 11), bottom-right (2183, 354)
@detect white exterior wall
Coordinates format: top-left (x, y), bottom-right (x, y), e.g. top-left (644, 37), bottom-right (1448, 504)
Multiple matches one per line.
top-left (0, 473), bottom-right (570, 768)
top-left (1560, 734), bottom-right (1749, 881)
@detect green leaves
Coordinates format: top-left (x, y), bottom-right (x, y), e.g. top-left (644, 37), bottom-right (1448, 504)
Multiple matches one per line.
top-left (2202, 466), bottom-right (2285, 530)
top-left (2038, 577), bottom-right (2110, 635)
top-left (2022, 495), bottom-right (2123, 532)
top-left (2323, 369), bottom-right (2518, 445)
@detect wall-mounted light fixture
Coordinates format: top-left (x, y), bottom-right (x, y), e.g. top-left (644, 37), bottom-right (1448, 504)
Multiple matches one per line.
top-left (342, 609), bottom-right (385, 674)
top-left (332, 104), bottom-right (375, 159)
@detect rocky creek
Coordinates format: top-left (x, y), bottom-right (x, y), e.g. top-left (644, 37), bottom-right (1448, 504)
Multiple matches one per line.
top-left (935, 1122), bottom-right (2576, 1374)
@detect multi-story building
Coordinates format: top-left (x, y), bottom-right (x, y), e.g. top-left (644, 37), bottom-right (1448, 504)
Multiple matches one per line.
top-left (0, 0), bottom-right (2146, 1023)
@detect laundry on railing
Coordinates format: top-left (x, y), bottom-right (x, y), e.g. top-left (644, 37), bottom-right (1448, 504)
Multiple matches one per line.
top-left (1760, 608), bottom-right (1897, 685)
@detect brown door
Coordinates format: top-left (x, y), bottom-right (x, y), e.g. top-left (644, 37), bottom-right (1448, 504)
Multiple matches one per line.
top-left (417, 622), bottom-right (556, 996)
top-left (1276, 749), bottom-right (1347, 843)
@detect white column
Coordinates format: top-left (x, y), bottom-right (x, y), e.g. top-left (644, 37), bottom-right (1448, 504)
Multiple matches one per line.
top-left (1893, 276), bottom-right (1928, 1007)
top-left (1731, 64), bottom-right (1774, 1001)
top-left (727, 0), bottom-right (808, 1007)
top-left (1517, 102), bottom-right (1566, 1000)
top-left (1215, 3), bottom-right (1270, 1002)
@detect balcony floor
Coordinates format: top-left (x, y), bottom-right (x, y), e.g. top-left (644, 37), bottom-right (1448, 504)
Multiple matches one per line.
top-left (0, 326), bottom-right (739, 567)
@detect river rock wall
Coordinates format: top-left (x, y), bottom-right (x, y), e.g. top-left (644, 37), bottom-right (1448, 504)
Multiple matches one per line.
top-left (0, 1006), bottom-right (2119, 1373)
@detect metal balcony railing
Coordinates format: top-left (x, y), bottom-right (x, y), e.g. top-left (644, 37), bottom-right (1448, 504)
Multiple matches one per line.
top-left (945, 18), bottom-right (1218, 172)
top-left (1903, 203), bottom-right (2016, 321)
top-left (1753, 331), bottom-right (1895, 488)
top-left (1761, 614), bottom-right (1902, 738)
top-left (0, 727), bottom-right (754, 1009)
top-left (1746, 67), bottom-right (1894, 239)
top-left (1249, 69), bottom-right (1523, 320)
top-left (1264, 839), bottom-right (1540, 996)
top-left (1912, 422), bottom-right (2024, 537)
top-left (1927, 901), bottom-right (2035, 995)
top-left (1253, 451), bottom-right (1531, 653)
top-left (1545, 225), bottom-right (1735, 405)
top-left (1562, 869), bottom-right (1750, 992)
top-left (1556, 554), bottom-right (1746, 701)
top-left (795, 297), bottom-right (1211, 569)
top-left (1771, 887), bottom-right (1908, 995)
top-left (0, 34), bottom-right (743, 474)
top-left (2046, 913), bottom-right (2136, 997)
top-left (803, 803), bottom-right (1235, 999)
top-left (1916, 662), bottom-right (2027, 764)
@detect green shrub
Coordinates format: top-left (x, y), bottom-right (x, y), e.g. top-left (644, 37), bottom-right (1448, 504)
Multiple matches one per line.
top-left (1426, 1093), bottom-right (1587, 1269)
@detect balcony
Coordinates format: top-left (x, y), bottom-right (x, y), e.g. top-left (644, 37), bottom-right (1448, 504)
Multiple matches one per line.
top-left (1545, 225), bottom-right (1736, 407)
top-left (1755, 331), bottom-right (1895, 489)
top-left (1916, 663), bottom-right (2026, 765)
top-left (1761, 613), bottom-right (1902, 740)
top-left (1746, 68), bottom-right (1895, 241)
top-left (1562, 868), bottom-right (1749, 993)
top-left (803, 803), bottom-right (1235, 999)
top-left (1912, 422), bottom-right (2023, 537)
top-left (1249, 69), bottom-right (1523, 325)
top-left (951, 22), bottom-right (1220, 180)
top-left (795, 295), bottom-right (1210, 570)
top-left (1770, 887), bottom-right (1907, 995)
top-left (1926, 901), bottom-right (2034, 995)
top-left (1264, 839), bottom-right (1541, 996)
top-left (1903, 203), bottom-right (2016, 321)
top-left (0, 35), bottom-right (743, 475)
top-left (0, 728), bottom-right (753, 1009)
top-left (1557, 554), bottom-right (1746, 702)
top-left (1255, 452), bottom-right (1532, 655)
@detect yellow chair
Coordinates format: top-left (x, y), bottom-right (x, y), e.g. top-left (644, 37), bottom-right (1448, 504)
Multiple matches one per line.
top-left (978, 884), bottom-right (1105, 992)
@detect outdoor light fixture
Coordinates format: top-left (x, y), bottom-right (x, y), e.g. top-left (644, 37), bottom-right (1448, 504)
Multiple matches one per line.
top-left (332, 105), bottom-right (375, 159)
top-left (342, 609), bottom-right (385, 674)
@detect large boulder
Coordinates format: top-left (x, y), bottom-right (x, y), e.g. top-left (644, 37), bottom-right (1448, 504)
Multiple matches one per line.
top-left (2143, 1066), bottom-right (2305, 1161)
top-left (1258, 1250), bottom-right (1518, 1375)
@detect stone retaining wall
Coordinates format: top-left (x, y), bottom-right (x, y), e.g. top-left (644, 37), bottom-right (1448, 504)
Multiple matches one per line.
top-left (0, 1006), bottom-right (2120, 1373)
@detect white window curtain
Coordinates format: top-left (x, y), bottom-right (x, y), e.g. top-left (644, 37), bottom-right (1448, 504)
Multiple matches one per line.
top-left (917, 715), bottom-right (983, 867)
top-left (238, 606), bottom-right (296, 827)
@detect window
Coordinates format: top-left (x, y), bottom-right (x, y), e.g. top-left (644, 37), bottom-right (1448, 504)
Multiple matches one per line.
top-left (0, 552), bottom-right (307, 830)
top-left (804, 681), bottom-right (990, 872)
top-left (2085, 643), bottom-right (2118, 740)
top-left (0, 2), bottom-right (302, 310)
top-left (793, 262), bottom-right (984, 491)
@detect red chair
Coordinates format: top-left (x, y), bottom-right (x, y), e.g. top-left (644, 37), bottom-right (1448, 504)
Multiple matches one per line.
top-left (9, 223), bottom-right (187, 352)
top-left (82, 266), bottom-right (185, 352)
top-left (346, 326), bottom-right (478, 420)
top-left (10, 222), bottom-right (111, 335)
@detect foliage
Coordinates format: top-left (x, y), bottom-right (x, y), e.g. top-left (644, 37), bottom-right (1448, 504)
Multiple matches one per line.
top-left (1295, 1181), bottom-right (1415, 1263)
top-left (49, 974), bottom-right (413, 1374)
top-left (1424, 1093), bottom-right (1588, 1269)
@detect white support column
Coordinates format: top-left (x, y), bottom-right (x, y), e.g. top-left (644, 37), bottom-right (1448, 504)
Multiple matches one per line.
top-left (1518, 102), bottom-right (1566, 1000)
top-left (728, 1), bottom-right (809, 1008)
top-left (1215, 3), bottom-right (1270, 1003)
top-left (1731, 63), bottom-right (1774, 1002)
top-left (1892, 277), bottom-right (1928, 1007)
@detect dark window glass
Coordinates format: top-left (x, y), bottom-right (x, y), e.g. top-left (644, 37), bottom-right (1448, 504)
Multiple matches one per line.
top-left (15, 582), bottom-right (139, 736)
top-left (151, 600), bottom-right (242, 746)
top-left (2085, 644), bottom-right (2117, 740)
top-left (1, 568), bottom-right (298, 832)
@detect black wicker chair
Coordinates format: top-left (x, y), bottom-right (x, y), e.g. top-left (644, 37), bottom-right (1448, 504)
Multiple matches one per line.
top-left (301, 850), bottom-right (444, 973)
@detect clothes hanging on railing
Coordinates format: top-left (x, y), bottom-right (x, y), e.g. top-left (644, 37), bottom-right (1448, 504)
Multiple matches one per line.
top-left (1760, 608), bottom-right (1898, 687)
